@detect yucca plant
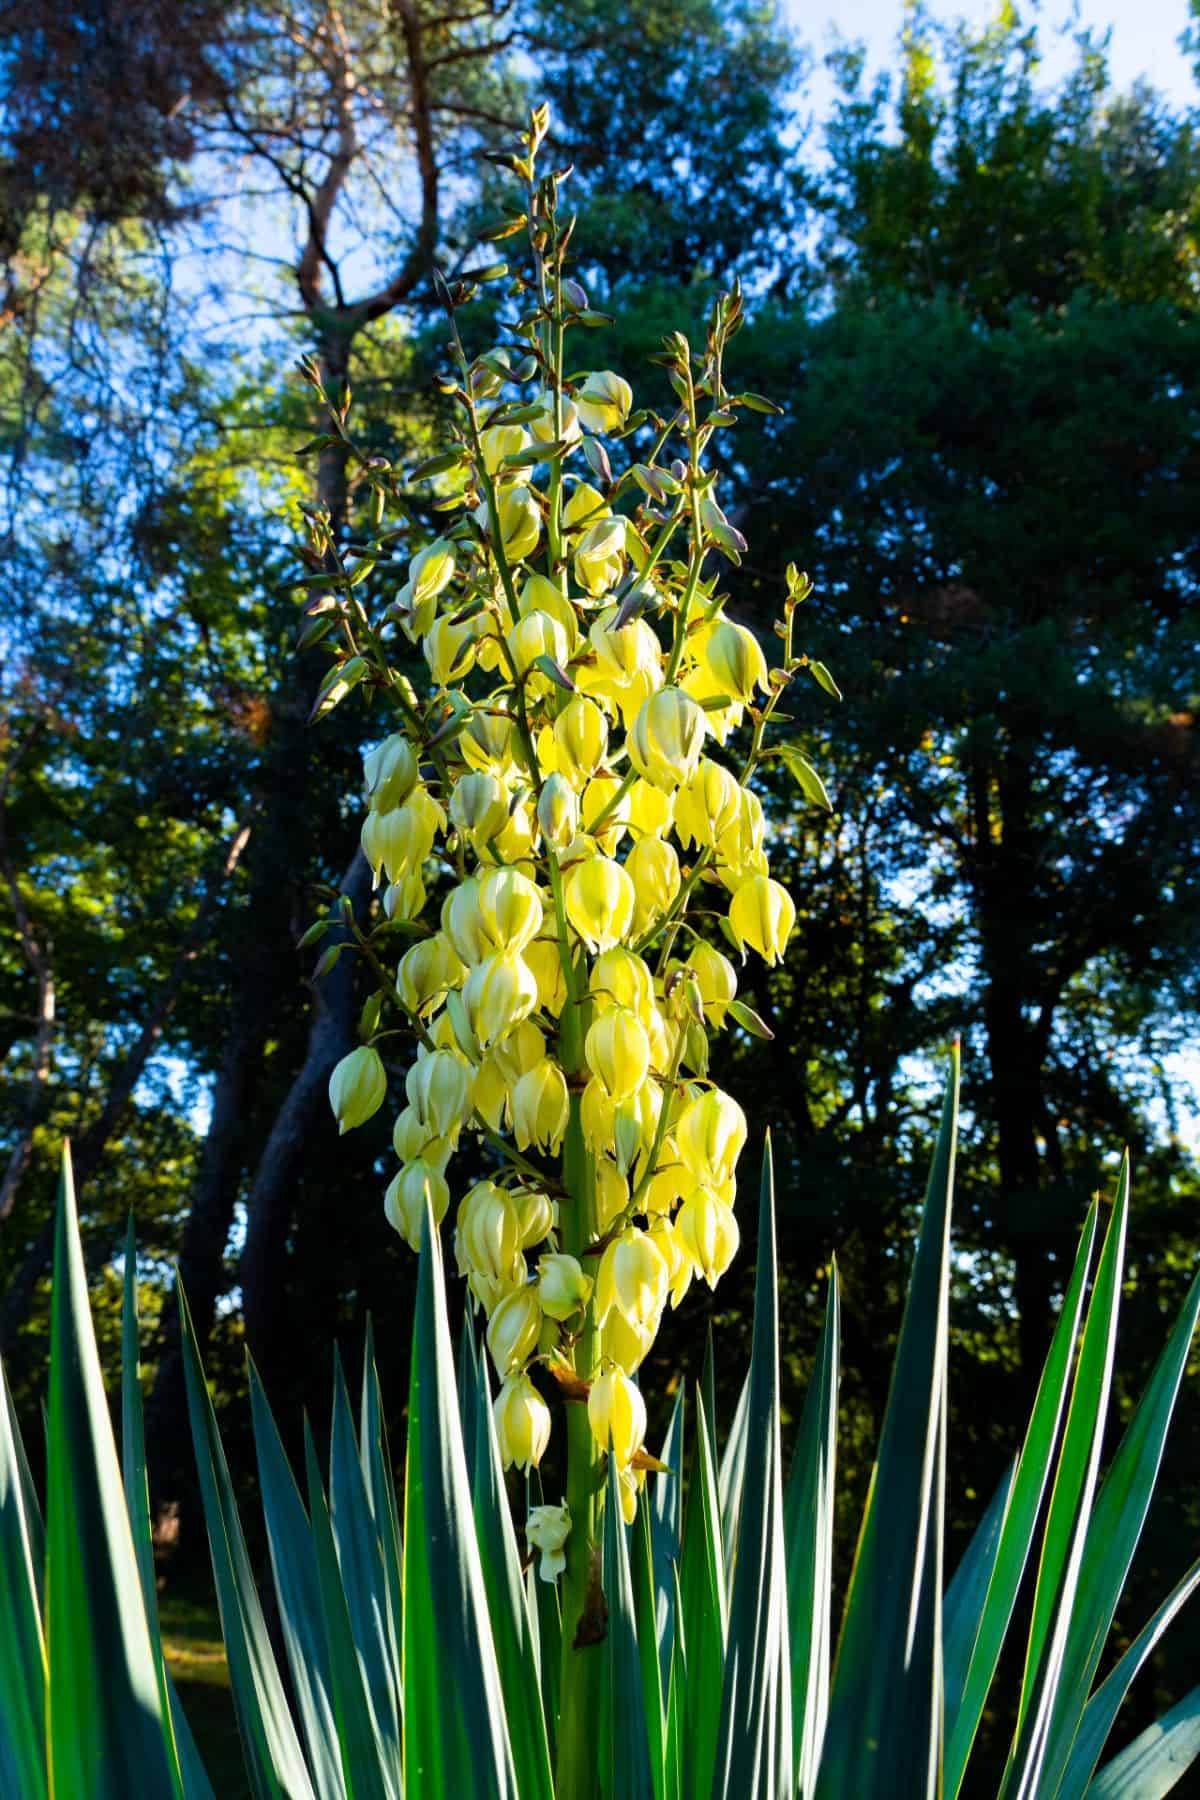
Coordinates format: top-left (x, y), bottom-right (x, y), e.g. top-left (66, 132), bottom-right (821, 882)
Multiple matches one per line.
top-left (4, 1059), bottom-right (1200, 1798)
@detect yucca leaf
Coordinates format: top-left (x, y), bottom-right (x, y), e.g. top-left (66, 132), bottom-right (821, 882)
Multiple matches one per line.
top-left (712, 1133), bottom-right (793, 1799)
top-left (631, 1491), bottom-right (667, 1799)
top-left (0, 1339), bottom-right (47, 1800)
top-left (179, 1279), bottom-right (316, 1799)
top-left (330, 1355), bottom-right (403, 1774)
top-left (46, 1145), bottom-right (179, 1798)
top-left (246, 1365), bottom-right (344, 1798)
top-left (785, 1263), bottom-right (839, 1799)
top-left (3, 1358), bottom-right (44, 1588)
top-left (121, 1220), bottom-right (212, 1800)
top-left (459, 1314), bottom-right (480, 1492)
top-left (402, 1202), bottom-right (516, 1796)
top-left (663, 1568), bottom-right (687, 1800)
top-left (679, 1383), bottom-right (726, 1795)
top-left (648, 1385), bottom-right (684, 1696)
top-left (814, 1051), bottom-right (958, 1800)
top-left (601, 1452), bottom-right (654, 1799)
top-left (1037, 1253), bottom-right (1200, 1794)
top-left (469, 1355), bottom-right (554, 1799)
top-left (1000, 1157), bottom-right (1130, 1800)
top-left (304, 1423), bottom-right (401, 1800)
top-left (359, 1319), bottom-right (404, 1700)
top-left (1087, 1686), bottom-right (1200, 1799)
top-left (944, 1201), bottom-right (1099, 1798)
top-left (718, 1372), bottom-right (749, 1576)
top-left (1056, 1558), bottom-right (1200, 1800)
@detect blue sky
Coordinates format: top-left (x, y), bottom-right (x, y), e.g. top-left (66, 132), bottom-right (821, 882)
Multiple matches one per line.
top-left (786, 0), bottom-right (1198, 108)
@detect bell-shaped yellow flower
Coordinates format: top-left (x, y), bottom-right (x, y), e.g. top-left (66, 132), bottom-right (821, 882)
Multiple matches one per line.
top-left (442, 877), bottom-right (488, 965)
top-left (514, 1187), bottom-right (555, 1248)
top-left (574, 370), bottom-right (633, 434)
top-left (480, 422), bottom-right (530, 476)
top-left (405, 1047), bottom-right (470, 1140)
top-left (676, 1186), bottom-right (740, 1288)
top-left (396, 933), bottom-right (464, 1017)
top-left (448, 770), bottom-right (510, 850)
top-left (537, 772), bottom-right (579, 848)
top-left (486, 1286), bottom-right (542, 1376)
top-left (601, 1305), bottom-right (654, 1375)
top-left (574, 515), bottom-right (627, 597)
top-left (581, 1075), bottom-right (616, 1154)
top-left (525, 930), bottom-right (569, 1015)
top-left (475, 866), bottom-right (543, 956)
top-left (588, 947), bottom-right (655, 1021)
top-left (507, 608), bottom-right (570, 678)
top-left (382, 865), bottom-right (426, 923)
top-left (537, 1252), bottom-right (593, 1321)
top-left (646, 1214), bottom-right (693, 1307)
top-left (384, 1158), bottom-right (450, 1251)
top-left (457, 1180), bottom-right (522, 1285)
top-left (627, 686), bottom-right (706, 792)
top-left (704, 618), bottom-right (768, 703)
top-left (595, 1158), bottom-right (629, 1233)
top-left (462, 705), bottom-right (518, 775)
top-left (585, 1007), bottom-right (651, 1102)
top-left (511, 1058), bottom-right (570, 1153)
top-left (409, 538), bottom-right (456, 604)
top-left (627, 778), bottom-right (675, 839)
top-left (564, 855), bottom-right (635, 952)
top-left (581, 769), bottom-right (630, 851)
top-left (685, 941), bottom-right (737, 1026)
top-left (360, 786), bottom-right (443, 885)
top-left (675, 1087), bottom-right (747, 1187)
top-left (553, 695), bottom-right (609, 787)
top-left (391, 1105), bottom-right (452, 1172)
top-left (463, 950), bottom-right (539, 1048)
top-left (363, 733), bottom-right (418, 812)
top-left (329, 1046), bottom-right (386, 1135)
top-left (491, 1020), bottom-right (546, 1088)
top-left (729, 874), bottom-right (795, 965)
top-left (674, 757), bottom-right (741, 850)
top-left (424, 612), bottom-right (479, 686)
top-left (626, 835), bottom-right (680, 934)
top-left (526, 1502), bottom-right (572, 1583)
top-left (518, 575), bottom-right (581, 652)
top-left (489, 484), bottom-right (541, 562)
top-left (495, 1373), bottom-right (551, 1471)
top-left (596, 1226), bottom-right (669, 1332)
top-left (587, 1367), bottom-right (646, 1468)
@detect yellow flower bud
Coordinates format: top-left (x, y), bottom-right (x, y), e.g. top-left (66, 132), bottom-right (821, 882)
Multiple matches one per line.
top-left (627, 778), bottom-right (675, 838)
top-left (462, 705), bottom-right (517, 774)
top-left (495, 1373), bottom-right (551, 1471)
top-left (475, 866), bottom-right (543, 956)
top-left (537, 1252), bottom-right (594, 1321)
top-left (405, 1047), bottom-right (470, 1140)
top-left (674, 757), bottom-right (742, 850)
top-left (729, 874), bottom-right (795, 965)
top-left (396, 933), bottom-right (464, 1017)
top-left (507, 608), bottom-right (570, 678)
top-left (595, 1159), bottom-right (629, 1233)
top-left (449, 771), bottom-right (510, 850)
top-left (601, 1307), bottom-right (655, 1375)
top-left (329, 1046), bottom-right (386, 1135)
top-left (384, 1158), bottom-right (450, 1251)
top-left (519, 574), bottom-right (580, 652)
top-left (457, 1180), bottom-right (521, 1285)
top-left (391, 1105), bottom-right (453, 1172)
top-left (564, 855), bottom-right (635, 952)
top-left (480, 422), bottom-right (530, 476)
top-left (382, 865), bottom-right (427, 923)
top-left (426, 611), bottom-right (482, 687)
top-left (574, 515), bottom-right (627, 597)
top-left (685, 941), bottom-right (737, 1026)
top-left (585, 1007), bottom-right (651, 1102)
top-left (409, 538), bottom-right (456, 604)
top-left (704, 618), bottom-right (768, 703)
top-left (626, 835), bottom-right (680, 934)
top-left (676, 1186), bottom-right (740, 1288)
top-left (526, 1502), bottom-right (572, 1583)
top-left (575, 371), bottom-right (633, 434)
top-left (364, 733), bottom-right (418, 811)
top-left (596, 1226), bottom-right (669, 1332)
top-left (487, 1286), bottom-right (542, 1376)
top-left (462, 951), bottom-right (539, 1048)
top-left (488, 484), bottom-right (541, 562)
top-left (525, 931), bottom-right (569, 1015)
top-left (361, 787), bottom-right (443, 885)
top-left (512, 1059), bottom-right (570, 1153)
top-left (628, 686), bottom-right (706, 792)
top-left (537, 772), bottom-right (579, 848)
top-left (675, 1088), bottom-right (747, 1187)
top-left (587, 1367), bottom-right (646, 1468)
top-left (553, 695), bottom-right (609, 787)
top-left (515, 1188), bottom-right (555, 1248)
top-left (588, 947), bottom-right (655, 1021)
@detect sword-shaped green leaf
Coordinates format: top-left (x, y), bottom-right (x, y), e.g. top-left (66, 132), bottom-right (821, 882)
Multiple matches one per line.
top-left (785, 1264), bottom-right (839, 1800)
top-left (814, 1052), bottom-right (958, 1800)
top-left (0, 1339), bottom-right (46, 1800)
top-left (1087, 1687), bottom-right (1200, 1799)
top-left (601, 1452), bottom-right (654, 1799)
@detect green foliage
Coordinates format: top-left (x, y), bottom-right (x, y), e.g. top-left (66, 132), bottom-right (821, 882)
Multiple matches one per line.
top-left (5, 1082), bottom-right (1199, 1796)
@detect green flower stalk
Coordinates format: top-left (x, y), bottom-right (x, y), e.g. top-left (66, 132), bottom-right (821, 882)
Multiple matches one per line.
top-left (308, 104), bottom-right (824, 1797)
